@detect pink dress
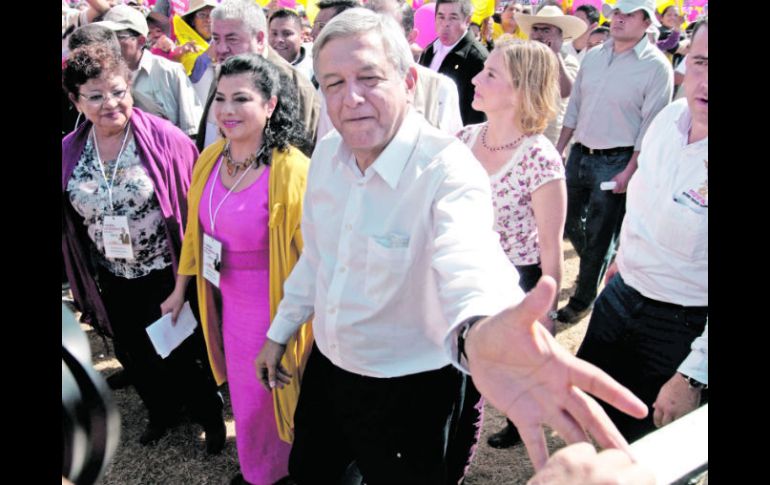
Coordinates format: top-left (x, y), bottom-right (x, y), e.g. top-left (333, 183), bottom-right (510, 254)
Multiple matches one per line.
top-left (200, 160), bottom-right (290, 484)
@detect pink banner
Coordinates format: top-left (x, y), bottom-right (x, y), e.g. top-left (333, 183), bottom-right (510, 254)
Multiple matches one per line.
top-left (170, 0), bottom-right (190, 16)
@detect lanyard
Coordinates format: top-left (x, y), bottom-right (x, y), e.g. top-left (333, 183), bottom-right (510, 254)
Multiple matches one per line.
top-left (208, 156), bottom-right (253, 235)
top-left (91, 126), bottom-right (131, 212)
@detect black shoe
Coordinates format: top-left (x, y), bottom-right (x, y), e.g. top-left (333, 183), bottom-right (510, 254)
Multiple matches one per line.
top-left (486, 423), bottom-right (522, 449)
top-left (106, 370), bottom-right (131, 390)
top-left (204, 417), bottom-right (226, 455)
top-left (139, 421), bottom-right (168, 445)
top-left (556, 304), bottom-right (592, 324)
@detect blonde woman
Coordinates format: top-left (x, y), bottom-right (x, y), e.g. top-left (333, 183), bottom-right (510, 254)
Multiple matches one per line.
top-left (456, 38), bottom-right (567, 449)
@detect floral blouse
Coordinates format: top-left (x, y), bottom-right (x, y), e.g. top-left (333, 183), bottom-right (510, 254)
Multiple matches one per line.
top-left (66, 132), bottom-right (173, 279)
top-left (457, 123), bottom-right (565, 265)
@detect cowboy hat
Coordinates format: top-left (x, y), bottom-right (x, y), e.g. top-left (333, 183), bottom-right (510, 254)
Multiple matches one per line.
top-left (183, 0), bottom-right (218, 17)
top-left (514, 5), bottom-right (588, 40)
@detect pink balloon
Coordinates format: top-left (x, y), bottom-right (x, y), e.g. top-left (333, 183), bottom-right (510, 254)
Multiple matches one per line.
top-left (572, 0), bottom-right (603, 12)
top-left (278, 0), bottom-right (296, 7)
top-left (414, 3), bottom-right (437, 49)
top-left (687, 0), bottom-right (708, 6)
top-left (412, 0), bottom-right (424, 9)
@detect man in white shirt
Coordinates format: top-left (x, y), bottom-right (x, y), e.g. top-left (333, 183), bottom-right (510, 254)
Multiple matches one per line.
top-left (256, 8), bottom-right (648, 484)
top-left (268, 9), bottom-right (314, 81)
top-left (97, 4), bottom-right (203, 136)
top-left (576, 18), bottom-right (708, 442)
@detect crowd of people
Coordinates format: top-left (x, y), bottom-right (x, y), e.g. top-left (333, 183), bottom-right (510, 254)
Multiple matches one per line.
top-left (62, 0), bottom-right (708, 484)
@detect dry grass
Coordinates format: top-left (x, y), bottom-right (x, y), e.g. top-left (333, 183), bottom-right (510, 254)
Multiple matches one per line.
top-left (74, 240), bottom-right (706, 484)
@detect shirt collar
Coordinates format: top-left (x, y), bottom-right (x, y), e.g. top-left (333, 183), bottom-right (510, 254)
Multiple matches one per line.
top-left (137, 48), bottom-right (153, 75)
top-left (601, 35), bottom-right (650, 58)
top-left (674, 102), bottom-right (708, 148)
top-left (433, 30), bottom-right (466, 56)
top-left (332, 109), bottom-right (422, 190)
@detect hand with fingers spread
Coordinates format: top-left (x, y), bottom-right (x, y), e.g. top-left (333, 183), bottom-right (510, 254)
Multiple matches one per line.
top-left (527, 442), bottom-right (655, 485)
top-left (254, 339), bottom-right (292, 391)
top-left (465, 276), bottom-right (648, 470)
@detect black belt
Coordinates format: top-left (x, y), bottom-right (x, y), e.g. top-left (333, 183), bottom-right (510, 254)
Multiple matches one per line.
top-left (576, 143), bottom-right (634, 156)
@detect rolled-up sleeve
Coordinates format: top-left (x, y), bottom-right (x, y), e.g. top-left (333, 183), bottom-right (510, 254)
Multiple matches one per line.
top-left (432, 151), bottom-right (524, 373)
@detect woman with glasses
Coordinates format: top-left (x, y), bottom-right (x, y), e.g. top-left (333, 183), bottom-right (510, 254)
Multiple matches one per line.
top-left (62, 43), bottom-right (226, 451)
top-left (160, 53), bottom-right (312, 485)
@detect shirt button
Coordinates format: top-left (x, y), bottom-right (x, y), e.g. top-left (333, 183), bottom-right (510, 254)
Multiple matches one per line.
top-left (328, 307), bottom-right (336, 314)
top-left (339, 266), bottom-right (346, 273)
top-left (345, 224), bottom-right (352, 230)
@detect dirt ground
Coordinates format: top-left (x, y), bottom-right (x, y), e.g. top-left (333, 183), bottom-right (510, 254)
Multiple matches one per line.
top-left (73, 240), bottom-right (706, 484)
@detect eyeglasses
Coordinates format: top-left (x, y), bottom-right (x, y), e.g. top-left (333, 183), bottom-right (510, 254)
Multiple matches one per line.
top-left (195, 10), bottom-right (211, 19)
top-left (79, 89), bottom-right (129, 106)
top-left (116, 32), bottom-right (139, 41)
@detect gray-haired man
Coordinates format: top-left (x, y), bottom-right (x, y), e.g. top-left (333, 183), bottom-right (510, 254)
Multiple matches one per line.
top-left (256, 7), bottom-right (648, 485)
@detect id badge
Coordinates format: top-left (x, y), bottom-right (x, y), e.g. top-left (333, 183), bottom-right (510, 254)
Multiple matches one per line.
top-left (103, 215), bottom-right (134, 260)
top-left (203, 233), bottom-right (222, 288)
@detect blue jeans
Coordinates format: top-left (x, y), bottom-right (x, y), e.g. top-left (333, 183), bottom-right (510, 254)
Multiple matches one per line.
top-left (564, 144), bottom-right (630, 310)
top-left (576, 274), bottom-right (708, 442)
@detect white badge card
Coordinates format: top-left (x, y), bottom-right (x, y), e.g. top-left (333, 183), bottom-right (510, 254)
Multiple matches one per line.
top-left (103, 215), bottom-right (134, 260)
top-left (203, 233), bottom-right (223, 288)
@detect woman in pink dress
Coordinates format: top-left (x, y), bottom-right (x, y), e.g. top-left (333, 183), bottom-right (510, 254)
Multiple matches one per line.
top-left (162, 53), bottom-right (313, 485)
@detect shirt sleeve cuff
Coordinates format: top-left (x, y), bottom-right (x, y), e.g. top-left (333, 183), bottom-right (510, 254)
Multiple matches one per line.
top-left (266, 314), bottom-right (302, 345)
top-left (677, 352), bottom-right (708, 385)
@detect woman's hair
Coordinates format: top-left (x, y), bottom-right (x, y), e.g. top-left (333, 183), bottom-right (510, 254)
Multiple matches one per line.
top-left (497, 39), bottom-right (560, 135)
top-left (62, 43), bottom-right (130, 97)
top-left (217, 53), bottom-right (309, 156)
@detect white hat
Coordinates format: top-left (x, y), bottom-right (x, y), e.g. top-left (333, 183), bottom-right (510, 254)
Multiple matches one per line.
top-left (602, 0), bottom-right (661, 28)
top-left (514, 5), bottom-right (588, 40)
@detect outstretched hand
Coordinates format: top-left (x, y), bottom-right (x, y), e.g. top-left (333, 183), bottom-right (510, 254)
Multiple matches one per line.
top-left (465, 276), bottom-right (648, 470)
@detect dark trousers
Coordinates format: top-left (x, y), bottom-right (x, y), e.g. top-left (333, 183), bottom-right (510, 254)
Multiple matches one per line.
top-left (289, 345), bottom-right (467, 485)
top-left (576, 274), bottom-right (708, 442)
top-left (97, 265), bottom-right (222, 427)
top-left (564, 145), bottom-right (631, 310)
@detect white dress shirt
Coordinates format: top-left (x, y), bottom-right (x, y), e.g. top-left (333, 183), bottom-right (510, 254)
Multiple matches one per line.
top-left (616, 99), bottom-right (707, 307)
top-left (269, 110), bottom-right (522, 378)
top-left (429, 32), bottom-right (466, 72)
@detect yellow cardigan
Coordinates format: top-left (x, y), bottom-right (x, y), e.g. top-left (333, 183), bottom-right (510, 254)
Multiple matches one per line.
top-left (178, 138), bottom-right (314, 443)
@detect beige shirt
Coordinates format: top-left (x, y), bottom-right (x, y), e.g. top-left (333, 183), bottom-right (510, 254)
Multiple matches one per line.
top-left (132, 50), bottom-right (203, 136)
top-left (543, 51), bottom-right (580, 146)
top-left (563, 36), bottom-right (673, 151)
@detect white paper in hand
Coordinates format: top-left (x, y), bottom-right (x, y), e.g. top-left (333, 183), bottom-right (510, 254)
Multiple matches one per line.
top-left (145, 301), bottom-right (197, 358)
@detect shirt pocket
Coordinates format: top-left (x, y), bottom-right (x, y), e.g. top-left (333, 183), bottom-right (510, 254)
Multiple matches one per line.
top-left (653, 198), bottom-right (708, 261)
top-left (364, 235), bottom-right (411, 302)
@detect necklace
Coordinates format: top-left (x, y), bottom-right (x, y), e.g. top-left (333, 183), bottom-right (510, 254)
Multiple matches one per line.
top-left (223, 142), bottom-right (265, 176)
top-left (91, 124), bottom-right (131, 212)
top-left (481, 124), bottom-right (526, 152)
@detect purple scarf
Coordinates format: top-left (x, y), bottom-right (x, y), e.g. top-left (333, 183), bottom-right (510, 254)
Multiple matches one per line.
top-left (62, 108), bottom-right (198, 336)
